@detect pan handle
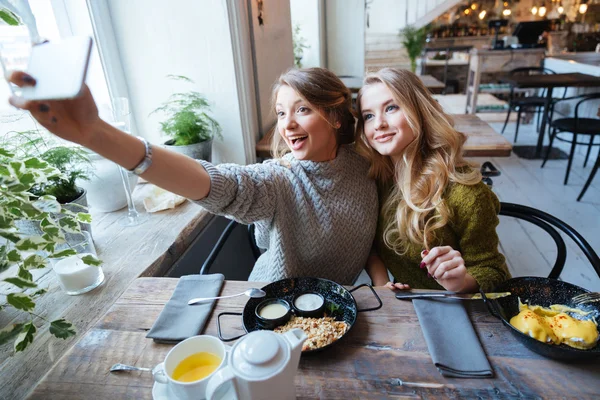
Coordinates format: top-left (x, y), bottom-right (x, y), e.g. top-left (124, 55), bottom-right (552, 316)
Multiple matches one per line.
top-left (216, 312), bottom-right (247, 342)
top-left (479, 289), bottom-right (502, 320)
top-left (350, 283), bottom-right (383, 312)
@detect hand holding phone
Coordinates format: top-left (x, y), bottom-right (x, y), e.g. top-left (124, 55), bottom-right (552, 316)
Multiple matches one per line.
top-left (18, 36), bottom-right (92, 101)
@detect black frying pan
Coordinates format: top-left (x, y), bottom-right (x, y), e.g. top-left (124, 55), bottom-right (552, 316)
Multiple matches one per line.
top-left (216, 277), bottom-right (382, 353)
top-left (482, 277), bottom-right (600, 361)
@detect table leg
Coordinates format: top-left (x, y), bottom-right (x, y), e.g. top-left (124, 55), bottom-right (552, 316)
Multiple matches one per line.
top-left (535, 87), bottom-right (554, 158)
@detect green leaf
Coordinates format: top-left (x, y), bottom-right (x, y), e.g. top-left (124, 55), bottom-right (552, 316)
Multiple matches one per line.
top-left (0, 147), bottom-right (15, 157)
top-left (81, 254), bottom-right (102, 266)
top-left (0, 214), bottom-right (13, 229)
top-left (7, 183), bottom-right (28, 193)
top-left (0, 324), bottom-right (24, 347)
top-left (18, 172), bottom-right (35, 187)
top-left (23, 254), bottom-right (47, 270)
top-left (9, 161), bottom-right (23, 175)
top-left (7, 249), bottom-right (21, 263)
top-left (4, 276), bottom-right (37, 289)
top-left (17, 267), bottom-right (32, 281)
top-left (18, 201), bottom-right (43, 218)
top-left (24, 158), bottom-right (49, 169)
top-left (58, 217), bottom-right (80, 234)
top-left (14, 323), bottom-right (36, 352)
top-left (0, 230), bottom-right (21, 243)
top-left (33, 197), bottom-right (61, 213)
top-left (40, 218), bottom-right (64, 241)
top-left (52, 249), bottom-right (78, 258)
top-left (76, 213), bottom-right (92, 224)
top-left (49, 319), bottom-right (76, 339)
top-left (0, 9), bottom-right (21, 26)
top-left (15, 236), bottom-right (48, 251)
top-left (32, 288), bottom-right (47, 298)
top-left (6, 293), bottom-right (35, 311)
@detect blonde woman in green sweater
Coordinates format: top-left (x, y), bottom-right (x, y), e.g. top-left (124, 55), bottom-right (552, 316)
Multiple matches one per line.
top-left (356, 68), bottom-right (510, 293)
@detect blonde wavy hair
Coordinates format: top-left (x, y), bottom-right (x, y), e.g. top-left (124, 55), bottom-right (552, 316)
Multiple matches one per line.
top-left (356, 68), bottom-right (481, 253)
top-left (269, 68), bottom-right (356, 158)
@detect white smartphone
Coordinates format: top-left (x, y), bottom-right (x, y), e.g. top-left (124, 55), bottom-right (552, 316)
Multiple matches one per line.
top-left (20, 36), bottom-right (92, 101)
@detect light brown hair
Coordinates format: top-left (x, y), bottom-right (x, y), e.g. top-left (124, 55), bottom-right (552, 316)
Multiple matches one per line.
top-left (356, 68), bottom-right (481, 252)
top-left (270, 68), bottom-right (355, 158)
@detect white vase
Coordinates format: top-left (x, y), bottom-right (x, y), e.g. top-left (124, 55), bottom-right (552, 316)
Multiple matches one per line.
top-left (78, 153), bottom-right (138, 213)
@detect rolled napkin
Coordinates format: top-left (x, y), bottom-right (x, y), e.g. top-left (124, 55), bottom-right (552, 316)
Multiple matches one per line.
top-left (147, 274), bottom-right (225, 343)
top-left (413, 299), bottom-right (493, 378)
top-left (139, 183), bottom-right (187, 213)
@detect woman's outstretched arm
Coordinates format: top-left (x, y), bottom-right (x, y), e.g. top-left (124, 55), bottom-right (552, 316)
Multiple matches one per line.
top-left (7, 71), bottom-right (211, 200)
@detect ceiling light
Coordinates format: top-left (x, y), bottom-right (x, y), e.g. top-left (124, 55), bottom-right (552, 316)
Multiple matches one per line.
top-left (479, 10), bottom-right (487, 19)
top-left (539, 6), bottom-right (547, 16)
top-left (579, 3), bottom-right (588, 13)
top-left (531, 6), bottom-right (538, 15)
top-left (503, 8), bottom-right (512, 16)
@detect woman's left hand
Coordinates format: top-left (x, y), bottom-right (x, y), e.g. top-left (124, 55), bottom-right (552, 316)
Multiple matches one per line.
top-left (421, 246), bottom-right (470, 292)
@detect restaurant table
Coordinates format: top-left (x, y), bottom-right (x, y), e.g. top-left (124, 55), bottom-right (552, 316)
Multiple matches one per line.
top-left (339, 74), bottom-right (445, 94)
top-left (256, 114), bottom-right (512, 159)
top-left (499, 72), bottom-right (600, 159)
top-left (29, 278), bottom-right (600, 399)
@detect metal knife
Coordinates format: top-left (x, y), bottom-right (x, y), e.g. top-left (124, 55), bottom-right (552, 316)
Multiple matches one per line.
top-left (395, 292), bottom-right (511, 300)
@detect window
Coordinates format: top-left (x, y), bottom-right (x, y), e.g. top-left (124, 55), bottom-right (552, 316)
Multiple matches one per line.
top-left (0, 0), bottom-right (110, 138)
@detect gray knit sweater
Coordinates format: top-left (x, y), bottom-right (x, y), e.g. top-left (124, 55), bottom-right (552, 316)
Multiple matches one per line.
top-left (194, 145), bottom-right (378, 284)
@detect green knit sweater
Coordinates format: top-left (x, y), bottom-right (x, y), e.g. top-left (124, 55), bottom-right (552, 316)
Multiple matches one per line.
top-left (375, 180), bottom-right (511, 292)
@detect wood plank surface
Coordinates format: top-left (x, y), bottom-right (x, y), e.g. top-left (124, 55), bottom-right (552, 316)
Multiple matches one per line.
top-left (500, 73), bottom-right (600, 89)
top-left (30, 278), bottom-right (600, 399)
top-left (0, 191), bottom-right (212, 400)
top-left (257, 114), bottom-right (511, 159)
top-left (453, 114), bottom-right (512, 157)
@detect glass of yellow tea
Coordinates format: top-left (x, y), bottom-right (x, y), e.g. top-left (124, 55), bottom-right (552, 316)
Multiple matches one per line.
top-left (153, 335), bottom-right (227, 400)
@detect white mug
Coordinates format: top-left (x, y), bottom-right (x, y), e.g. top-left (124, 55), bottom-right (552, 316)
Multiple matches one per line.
top-left (152, 335), bottom-right (228, 400)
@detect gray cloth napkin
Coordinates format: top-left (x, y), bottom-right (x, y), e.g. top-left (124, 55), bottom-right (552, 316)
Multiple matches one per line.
top-left (413, 299), bottom-right (493, 378)
top-left (146, 274), bottom-right (225, 343)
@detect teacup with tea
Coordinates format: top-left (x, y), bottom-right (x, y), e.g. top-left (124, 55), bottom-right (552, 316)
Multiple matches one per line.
top-left (153, 335), bottom-right (227, 400)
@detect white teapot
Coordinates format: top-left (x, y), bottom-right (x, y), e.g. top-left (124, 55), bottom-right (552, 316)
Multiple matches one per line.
top-left (205, 328), bottom-right (307, 400)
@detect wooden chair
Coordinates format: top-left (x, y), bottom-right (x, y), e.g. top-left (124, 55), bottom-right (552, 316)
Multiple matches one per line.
top-left (541, 93), bottom-right (600, 185)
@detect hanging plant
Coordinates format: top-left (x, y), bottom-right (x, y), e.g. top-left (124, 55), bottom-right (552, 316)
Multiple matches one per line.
top-left (0, 147), bottom-right (101, 352)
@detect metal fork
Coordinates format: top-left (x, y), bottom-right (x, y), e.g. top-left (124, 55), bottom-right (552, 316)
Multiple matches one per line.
top-left (572, 292), bottom-right (600, 305)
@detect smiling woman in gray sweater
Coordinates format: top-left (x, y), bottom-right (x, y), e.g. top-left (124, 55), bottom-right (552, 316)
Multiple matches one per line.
top-left (197, 144), bottom-right (377, 284)
top-left (195, 69), bottom-right (377, 284)
top-left (8, 67), bottom-right (377, 285)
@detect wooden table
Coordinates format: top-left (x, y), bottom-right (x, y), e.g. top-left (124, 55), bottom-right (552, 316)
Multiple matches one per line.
top-left (0, 190), bottom-right (212, 400)
top-left (499, 72), bottom-right (600, 159)
top-left (419, 74), bottom-right (446, 94)
top-left (30, 279), bottom-right (600, 399)
top-left (339, 75), bottom-right (445, 94)
top-left (256, 114), bottom-right (512, 158)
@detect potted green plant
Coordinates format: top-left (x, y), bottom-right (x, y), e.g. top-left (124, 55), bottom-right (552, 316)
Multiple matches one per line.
top-left (399, 25), bottom-right (429, 73)
top-left (1, 130), bottom-right (93, 238)
top-left (2, 130), bottom-right (91, 205)
top-left (293, 24), bottom-right (310, 68)
top-left (150, 75), bottom-right (222, 161)
top-left (0, 146), bottom-right (101, 352)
